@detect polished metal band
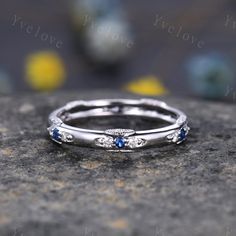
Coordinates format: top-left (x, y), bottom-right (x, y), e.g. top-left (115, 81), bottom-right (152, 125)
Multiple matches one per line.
top-left (48, 98), bottom-right (190, 152)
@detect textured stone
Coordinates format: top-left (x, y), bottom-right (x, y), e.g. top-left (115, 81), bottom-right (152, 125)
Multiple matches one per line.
top-left (0, 91), bottom-right (235, 236)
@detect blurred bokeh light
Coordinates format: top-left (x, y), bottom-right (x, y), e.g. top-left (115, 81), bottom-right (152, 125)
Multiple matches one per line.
top-left (0, 0), bottom-right (235, 101)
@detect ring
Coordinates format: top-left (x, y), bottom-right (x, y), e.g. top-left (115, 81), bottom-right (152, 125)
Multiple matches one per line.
top-left (48, 98), bottom-right (190, 152)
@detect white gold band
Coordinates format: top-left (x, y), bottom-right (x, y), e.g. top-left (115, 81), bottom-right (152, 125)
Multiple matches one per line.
top-left (48, 98), bottom-right (190, 152)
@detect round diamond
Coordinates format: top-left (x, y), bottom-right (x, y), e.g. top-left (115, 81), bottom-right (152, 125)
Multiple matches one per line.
top-left (95, 136), bottom-right (114, 148)
top-left (127, 137), bottom-right (146, 148)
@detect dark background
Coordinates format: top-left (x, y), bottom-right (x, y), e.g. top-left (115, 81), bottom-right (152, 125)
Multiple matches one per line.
top-left (0, 0), bottom-right (236, 97)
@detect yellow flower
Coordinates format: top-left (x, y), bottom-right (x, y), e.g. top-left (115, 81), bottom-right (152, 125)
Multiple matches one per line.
top-left (124, 75), bottom-right (169, 96)
top-left (25, 51), bottom-right (66, 91)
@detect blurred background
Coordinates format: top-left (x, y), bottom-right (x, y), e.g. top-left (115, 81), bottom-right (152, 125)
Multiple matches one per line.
top-left (0, 0), bottom-right (236, 102)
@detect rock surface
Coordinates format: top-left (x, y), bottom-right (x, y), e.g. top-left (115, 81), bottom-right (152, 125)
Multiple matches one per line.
top-left (0, 91), bottom-right (235, 236)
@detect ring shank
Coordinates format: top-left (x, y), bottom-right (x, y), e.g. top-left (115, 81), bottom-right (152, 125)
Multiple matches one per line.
top-left (48, 99), bottom-right (188, 149)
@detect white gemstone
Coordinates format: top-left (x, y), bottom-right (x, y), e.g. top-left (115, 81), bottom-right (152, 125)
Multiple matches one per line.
top-left (167, 133), bottom-right (175, 140)
top-left (50, 118), bottom-right (62, 126)
top-left (127, 137), bottom-right (146, 148)
top-left (95, 136), bottom-right (114, 148)
top-left (61, 133), bottom-right (74, 143)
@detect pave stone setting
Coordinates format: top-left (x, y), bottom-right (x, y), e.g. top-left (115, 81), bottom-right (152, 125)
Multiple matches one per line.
top-left (48, 126), bottom-right (74, 144)
top-left (167, 124), bottom-right (190, 144)
top-left (95, 129), bottom-right (146, 150)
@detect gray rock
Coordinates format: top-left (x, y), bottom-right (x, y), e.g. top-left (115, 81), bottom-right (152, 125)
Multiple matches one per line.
top-left (0, 91), bottom-right (235, 236)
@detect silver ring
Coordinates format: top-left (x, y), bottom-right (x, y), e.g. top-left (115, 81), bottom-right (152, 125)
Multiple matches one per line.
top-left (47, 98), bottom-right (190, 152)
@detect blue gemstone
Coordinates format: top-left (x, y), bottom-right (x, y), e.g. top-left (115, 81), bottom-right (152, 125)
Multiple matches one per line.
top-left (115, 137), bottom-right (126, 148)
top-left (179, 128), bottom-right (186, 141)
top-left (52, 128), bottom-right (62, 141)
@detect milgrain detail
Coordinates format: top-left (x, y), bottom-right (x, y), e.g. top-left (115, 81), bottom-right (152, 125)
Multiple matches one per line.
top-left (104, 129), bottom-right (135, 137)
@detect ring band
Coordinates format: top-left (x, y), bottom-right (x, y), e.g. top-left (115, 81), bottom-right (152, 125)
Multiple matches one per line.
top-left (48, 98), bottom-right (190, 152)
